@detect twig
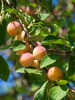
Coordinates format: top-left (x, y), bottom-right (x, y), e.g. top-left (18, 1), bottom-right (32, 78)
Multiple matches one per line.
top-left (6, 0), bottom-right (16, 8)
top-left (6, 0), bottom-right (36, 47)
top-left (18, 16), bottom-right (36, 47)
top-left (48, 48), bottom-right (72, 56)
top-left (0, 0), bottom-right (4, 23)
top-left (1, 0), bottom-right (4, 15)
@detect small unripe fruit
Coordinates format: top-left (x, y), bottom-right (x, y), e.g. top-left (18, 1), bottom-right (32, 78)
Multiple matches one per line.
top-left (47, 66), bottom-right (63, 81)
top-left (21, 31), bottom-right (26, 41)
top-left (7, 21), bottom-right (22, 36)
top-left (33, 45), bottom-right (47, 61)
top-left (35, 42), bottom-right (42, 46)
top-left (31, 60), bottom-right (40, 68)
top-left (19, 53), bottom-right (34, 66)
top-left (15, 31), bottom-right (25, 41)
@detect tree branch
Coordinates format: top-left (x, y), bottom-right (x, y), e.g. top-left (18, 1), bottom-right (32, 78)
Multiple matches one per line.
top-left (1, 0), bottom-right (4, 15)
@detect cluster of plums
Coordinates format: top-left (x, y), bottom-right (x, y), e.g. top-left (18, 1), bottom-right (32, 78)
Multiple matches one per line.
top-left (7, 21), bottom-right (63, 81)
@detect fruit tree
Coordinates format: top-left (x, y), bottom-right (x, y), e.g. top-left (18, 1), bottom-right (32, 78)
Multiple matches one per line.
top-left (0, 0), bottom-right (75, 100)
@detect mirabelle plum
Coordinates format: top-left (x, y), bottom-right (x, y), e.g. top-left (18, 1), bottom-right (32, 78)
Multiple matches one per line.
top-left (19, 53), bottom-right (34, 66)
top-left (33, 45), bottom-right (47, 61)
top-left (31, 60), bottom-right (40, 68)
top-left (47, 66), bottom-right (63, 81)
top-left (7, 21), bottom-right (22, 36)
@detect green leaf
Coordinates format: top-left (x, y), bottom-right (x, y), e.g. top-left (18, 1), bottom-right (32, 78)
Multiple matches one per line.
top-left (16, 67), bottom-right (43, 75)
top-left (16, 67), bottom-right (47, 91)
top-left (16, 68), bottom-right (25, 73)
top-left (72, 0), bottom-right (75, 3)
top-left (42, 35), bottom-right (70, 47)
top-left (0, 19), bottom-right (7, 45)
top-left (42, 39), bottom-right (70, 47)
top-left (28, 73), bottom-right (47, 92)
top-left (40, 55), bottom-right (56, 68)
top-left (43, 35), bottom-right (59, 41)
top-left (33, 81), bottom-right (48, 100)
top-left (40, 13), bottom-right (50, 21)
top-left (0, 44), bottom-right (12, 50)
top-left (57, 61), bottom-right (69, 71)
top-left (69, 56), bottom-right (75, 75)
top-left (5, 8), bottom-right (18, 15)
top-left (69, 74), bottom-right (75, 81)
top-left (57, 80), bottom-right (69, 85)
top-left (0, 56), bottom-right (10, 81)
top-left (13, 43), bottom-right (25, 51)
top-left (49, 86), bottom-right (69, 100)
top-left (0, 40), bottom-right (25, 51)
top-left (12, 40), bottom-right (25, 51)
top-left (31, 84), bottom-right (41, 92)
